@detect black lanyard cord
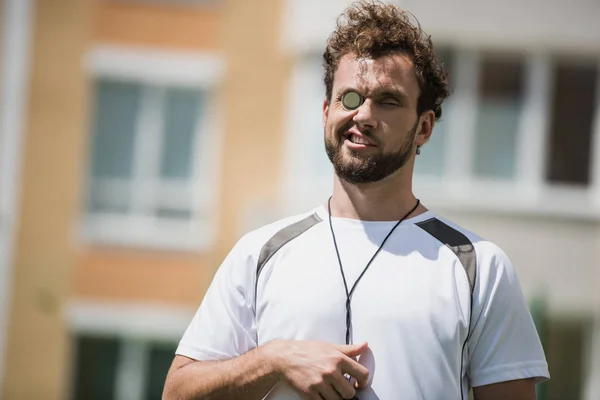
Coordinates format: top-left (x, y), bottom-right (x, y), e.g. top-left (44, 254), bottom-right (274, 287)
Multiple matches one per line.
top-left (327, 197), bottom-right (421, 346)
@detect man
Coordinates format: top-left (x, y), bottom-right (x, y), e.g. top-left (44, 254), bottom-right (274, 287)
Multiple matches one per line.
top-left (163, 1), bottom-right (549, 399)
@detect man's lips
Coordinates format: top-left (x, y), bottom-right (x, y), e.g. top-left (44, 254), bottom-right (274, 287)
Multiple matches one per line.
top-left (343, 129), bottom-right (376, 146)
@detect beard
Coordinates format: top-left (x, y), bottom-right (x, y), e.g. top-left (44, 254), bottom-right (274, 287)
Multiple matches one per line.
top-left (324, 119), bottom-right (418, 185)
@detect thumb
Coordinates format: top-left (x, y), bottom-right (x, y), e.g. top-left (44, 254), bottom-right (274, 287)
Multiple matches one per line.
top-left (337, 341), bottom-right (368, 357)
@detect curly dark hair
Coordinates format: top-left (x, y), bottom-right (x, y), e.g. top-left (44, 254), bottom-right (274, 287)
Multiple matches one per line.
top-left (323, 0), bottom-right (450, 120)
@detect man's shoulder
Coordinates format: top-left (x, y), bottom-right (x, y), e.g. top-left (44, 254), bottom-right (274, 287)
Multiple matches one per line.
top-left (422, 212), bottom-right (509, 264)
top-left (236, 207), bottom-right (324, 254)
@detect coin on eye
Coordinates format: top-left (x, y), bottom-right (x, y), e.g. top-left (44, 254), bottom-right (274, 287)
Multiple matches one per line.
top-left (341, 91), bottom-right (364, 110)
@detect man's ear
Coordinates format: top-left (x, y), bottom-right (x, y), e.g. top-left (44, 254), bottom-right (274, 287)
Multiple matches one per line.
top-left (323, 97), bottom-right (329, 127)
top-left (415, 110), bottom-right (435, 147)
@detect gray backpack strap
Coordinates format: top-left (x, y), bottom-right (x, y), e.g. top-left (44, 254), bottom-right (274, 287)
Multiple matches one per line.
top-left (254, 213), bottom-right (322, 309)
top-left (416, 217), bottom-right (477, 296)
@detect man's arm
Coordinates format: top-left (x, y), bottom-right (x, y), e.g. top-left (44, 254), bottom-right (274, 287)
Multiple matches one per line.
top-left (163, 340), bottom-right (370, 400)
top-left (467, 243), bottom-right (549, 391)
top-left (473, 378), bottom-right (536, 400)
top-left (163, 346), bottom-right (279, 400)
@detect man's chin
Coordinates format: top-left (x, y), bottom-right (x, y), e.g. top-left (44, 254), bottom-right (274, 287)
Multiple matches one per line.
top-left (333, 161), bottom-right (377, 182)
top-left (335, 159), bottom-right (368, 172)
top-left (339, 147), bottom-right (372, 161)
top-left (336, 171), bottom-right (381, 185)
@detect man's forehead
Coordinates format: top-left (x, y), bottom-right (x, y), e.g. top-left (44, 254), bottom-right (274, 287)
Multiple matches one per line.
top-left (335, 52), bottom-right (417, 93)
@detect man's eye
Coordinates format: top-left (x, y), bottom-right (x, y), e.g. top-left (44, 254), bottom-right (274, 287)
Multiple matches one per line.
top-left (380, 99), bottom-right (400, 106)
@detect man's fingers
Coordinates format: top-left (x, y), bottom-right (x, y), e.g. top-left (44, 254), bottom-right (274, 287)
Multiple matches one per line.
top-left (341, 357), bottom-right (370, 389)
top-left (331, 372), bottom-right (357, 399)
top-left (337, 342), bottom-right (369, 389)
top-left (336, 341), bottom-right (368, 358)
top-left (317, 383), bottom-right (344, 400)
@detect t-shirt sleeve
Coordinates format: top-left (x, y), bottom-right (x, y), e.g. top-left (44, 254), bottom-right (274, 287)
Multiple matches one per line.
top-left (467, 242), bottom-right (550, 387)
top-left (176, 238), bottom-right (257, 361)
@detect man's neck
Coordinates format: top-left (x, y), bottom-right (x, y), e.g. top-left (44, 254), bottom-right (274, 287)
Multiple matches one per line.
top-left (329, 173), bottom-right (426, 221)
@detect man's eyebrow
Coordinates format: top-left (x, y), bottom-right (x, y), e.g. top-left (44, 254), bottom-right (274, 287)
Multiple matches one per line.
top-left (374, 89), bottom-right (410, 102)
top-left (335, 86), bottom-right (358, 96)
top-left (336, 86), bottom-right (410, 102)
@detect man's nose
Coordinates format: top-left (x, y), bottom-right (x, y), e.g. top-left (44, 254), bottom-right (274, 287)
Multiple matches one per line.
top-left (352, 99), bottom-right (377, 130)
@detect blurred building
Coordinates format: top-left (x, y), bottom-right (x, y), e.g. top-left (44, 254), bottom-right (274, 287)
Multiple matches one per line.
top-left (0, 0), bottom-right (599, 399)
top-left (282, 1), bottom-right (600, 399)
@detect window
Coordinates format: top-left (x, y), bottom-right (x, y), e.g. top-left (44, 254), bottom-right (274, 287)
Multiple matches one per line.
top-left (282, 55), bottom-right (333, 212)
top-left (541, 316), bottom-right (592, 400)
top-left (473, 56), bottom-right (524, 179)
top-left (82, 46), bottom-right (223, 250)
top-left (146, 343), bottom-right (179, 400)
top-left (73, 336), bottom-right (120, 400)
top-left (414, 49), bottom-right (453, 177)
top-left (67, 300), bottom-right (191, 400)
top-left (284, 49), bottom-right (600, 218)
top-left (72, 335), bottom-right (177, 400)
top-left (295, 56), bottom-right (331, 177)
top-left (546, 61), bottom-right (598, 186)
top-left (87, 80), bottom-right (203, 220)
top-left (87, 80), bottom-right (139, 215)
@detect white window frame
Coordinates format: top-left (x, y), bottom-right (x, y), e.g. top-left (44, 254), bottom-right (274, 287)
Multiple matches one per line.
top-left (67, 300), bottom-right (193, 400)
top-left (282, 50), bottom-right (600, 220)
top-left (80, 45), bottom-right (224, 251)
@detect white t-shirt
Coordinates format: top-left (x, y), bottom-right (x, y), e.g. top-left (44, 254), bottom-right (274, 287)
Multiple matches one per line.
top-left (177, 205), bottom-right (549, 399)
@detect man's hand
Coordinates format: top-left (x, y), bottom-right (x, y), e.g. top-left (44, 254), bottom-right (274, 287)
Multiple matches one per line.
top-left (267, 340), bottom-right (370, 400)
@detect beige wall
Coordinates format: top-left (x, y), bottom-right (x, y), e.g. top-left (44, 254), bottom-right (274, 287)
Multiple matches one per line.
top-left (71, 2), bottom-right (223, 306)
top-left (3, 0), bottom-right (291, 397)
top-left (74, 249), bottom-right (208, 305)
top-left (215, 0), bottom-right (290, 262)
top-left (92, 1), bottom-right (221, 50)
top-left (2, 0), bottom-right (92, 399)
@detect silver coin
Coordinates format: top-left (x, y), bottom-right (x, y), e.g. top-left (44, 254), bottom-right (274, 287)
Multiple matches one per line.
top-left (342, 91), bottom-right (364, 110)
